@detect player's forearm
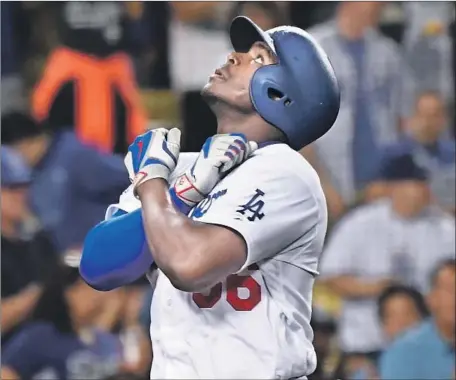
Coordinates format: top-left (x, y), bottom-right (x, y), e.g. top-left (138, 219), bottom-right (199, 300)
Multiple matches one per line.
top-left (138, 179), bottom-right (213, 291)
top-left (80, 186), bottom-right (194, 291)
top-left (323, 276), bottom-right (391, 299)
top-left (137, 180), bottom-right (244, 292)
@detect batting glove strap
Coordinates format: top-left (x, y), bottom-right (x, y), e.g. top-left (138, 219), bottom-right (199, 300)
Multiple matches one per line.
top-left (172, 173), bottom-right (206, 209)
top-left (168, 186), bottom-right (194, 215)
top-left (133, 159), bottom-right (171, 198)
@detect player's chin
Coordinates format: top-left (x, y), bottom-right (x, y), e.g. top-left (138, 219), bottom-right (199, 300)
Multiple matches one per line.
top-left (202, 77), bottom-right (222, 93)
top-left (201, 80), bottom-right (226, 103)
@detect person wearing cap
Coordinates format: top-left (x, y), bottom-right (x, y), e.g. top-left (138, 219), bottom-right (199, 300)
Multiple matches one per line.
top-left (1, 146), bottom-right (58, 347)
top-left (318, 153), bottom-right (455, 377)
top-left (1, 112), bottom-right (130, 252)
top-left (367, 91), bottom-right (455, 214)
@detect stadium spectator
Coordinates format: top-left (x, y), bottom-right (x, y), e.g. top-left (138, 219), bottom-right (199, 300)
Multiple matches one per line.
top-left (368, 91), bottom-right (455, 213)
top-left (126, 2), bottom-right (171, 89)
top-left (118, 287), bottom-right (152, 376)
top-left (303, 2), bottom-right (416, 219)
top-left (30, 1), bottom-right (147, 154)
top-left (1, 112), bottom-right (130, 252)
top-left (379, 259), bottom-right (456, 380)
top-left (318, 153), bottom-right (455, 374)
top-left (1, 259), bottom-right (123, 380)
top-left (378, 284), bottom-right (429, 343)
top-left (403, 2), bottom-right (454, 107)
top-left (169, 2), bottom-right (232, 92)
top-left (1, 147), bottom-right (58, 347)
top-left (350, 287), bottom-right (429, 380)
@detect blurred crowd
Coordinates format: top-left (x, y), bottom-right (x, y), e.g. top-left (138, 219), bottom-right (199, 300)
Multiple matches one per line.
top-left (1, 2), bottom-right (455, 380)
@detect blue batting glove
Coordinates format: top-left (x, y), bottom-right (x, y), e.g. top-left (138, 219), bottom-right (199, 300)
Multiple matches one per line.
top-left (124, 128), bottom-right (181, 196)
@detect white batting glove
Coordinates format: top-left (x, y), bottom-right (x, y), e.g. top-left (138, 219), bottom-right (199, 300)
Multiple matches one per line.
top-left (172, 133), bottom-right (257, 209)
top-left (124, 128), bottom-right (181, 196)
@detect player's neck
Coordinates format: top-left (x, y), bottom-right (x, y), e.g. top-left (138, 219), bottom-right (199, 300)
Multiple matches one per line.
top-left (217, 114), bottom-right (254, 133)
top-left (215, 111), bottom-right (275, 146)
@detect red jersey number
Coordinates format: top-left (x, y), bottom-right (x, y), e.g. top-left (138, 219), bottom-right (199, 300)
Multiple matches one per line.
top-left (192, 265), bottom-right (261, 311)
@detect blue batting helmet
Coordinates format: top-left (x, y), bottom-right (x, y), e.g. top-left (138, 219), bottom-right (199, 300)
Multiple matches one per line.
top-left (230, 16), bottom-right (340, 150)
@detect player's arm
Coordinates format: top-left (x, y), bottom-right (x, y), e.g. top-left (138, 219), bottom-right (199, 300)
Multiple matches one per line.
top-left (79, 150), bottom-right (200, 290)
top-left (122, 128), bottom-right (258, 292)
top-left (137, 180), bottom-right (246, 291)
top-left (137, 157), bottom-right (315, 293)
top-left (80, 128), bottom-right (253, 291)
top-left (80, 184), bottom-right (192, 291)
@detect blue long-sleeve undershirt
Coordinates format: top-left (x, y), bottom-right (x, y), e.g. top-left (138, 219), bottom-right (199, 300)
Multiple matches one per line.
top-left (79, 187), bottom-right (191, 291)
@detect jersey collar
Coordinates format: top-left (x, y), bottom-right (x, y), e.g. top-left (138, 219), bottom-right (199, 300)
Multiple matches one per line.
top-left (257, 141), bottom-right (284, 149)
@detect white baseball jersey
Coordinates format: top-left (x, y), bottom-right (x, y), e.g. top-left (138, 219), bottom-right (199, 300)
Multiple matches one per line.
top-left (108, 144), bottom-right (328, 379)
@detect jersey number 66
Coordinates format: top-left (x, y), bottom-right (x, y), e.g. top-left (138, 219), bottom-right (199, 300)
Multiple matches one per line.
top-left (192, 264), bottom-right (261, 311)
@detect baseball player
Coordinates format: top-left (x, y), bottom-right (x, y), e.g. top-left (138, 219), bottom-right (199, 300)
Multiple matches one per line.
top-left (81, 16), bottom-right (340, 379)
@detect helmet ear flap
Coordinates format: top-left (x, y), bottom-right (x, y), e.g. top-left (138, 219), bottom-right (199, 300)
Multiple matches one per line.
top-left (249, 64), bottom-right (300, 145)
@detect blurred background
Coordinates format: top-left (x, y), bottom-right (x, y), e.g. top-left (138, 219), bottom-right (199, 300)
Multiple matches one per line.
top-left (1, 2), bottom-right (455, 380)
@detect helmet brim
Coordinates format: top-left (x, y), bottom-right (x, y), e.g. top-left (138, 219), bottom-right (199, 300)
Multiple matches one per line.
top-left (230, 16), bottom-right (276, 55)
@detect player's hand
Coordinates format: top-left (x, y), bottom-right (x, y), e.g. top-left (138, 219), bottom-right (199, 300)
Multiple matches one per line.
top-left (124, 128), bottom-right (181, 196)
top-left (172, 133), bottom-right (257, 209)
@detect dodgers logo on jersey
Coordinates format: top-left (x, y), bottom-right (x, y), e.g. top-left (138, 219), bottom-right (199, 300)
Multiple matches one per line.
top-left (236, 189), bottom-right (265, 221)
top-left (190, 189), bottom-right (227, 219)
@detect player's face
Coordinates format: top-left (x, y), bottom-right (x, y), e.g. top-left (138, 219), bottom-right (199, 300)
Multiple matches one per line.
top-left (202, 41), bottom-right (277, 113)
